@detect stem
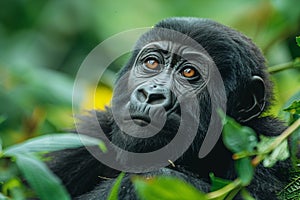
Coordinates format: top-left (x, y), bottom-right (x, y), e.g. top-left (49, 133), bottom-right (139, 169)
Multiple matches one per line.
top-left (268, 62), bottom-right (294, 74)
top-left (225, 187), bottom-right (242, 200)
top-left (268, 58), bottom-right (300, 74)
top-left (252, 118), bottom-right (300, 166)
top-left (205, 119), bottom-right (300, 199)
top-left (233, 151), bottom-right (258, 160)
top-left (206, 179), bottom-right (242, 199)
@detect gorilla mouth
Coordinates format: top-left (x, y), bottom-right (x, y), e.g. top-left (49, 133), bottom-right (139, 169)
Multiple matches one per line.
top-left (127, 115), bottom-right (151, 127)
top-left (132, 118), bottom-right (150, 126)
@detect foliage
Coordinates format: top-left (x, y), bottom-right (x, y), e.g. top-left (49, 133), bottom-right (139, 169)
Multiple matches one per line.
top-left (0, 134), bottom-right (104, 200)
top-left (107, 173), bottom-right (125, 200)
top-left (133, 176), bottom-right (207, 200)
top-left (126, 116), bottom-right (299, 200)
top-left (277, 100), bottom-right (300, 200)
top-left (278, 173), bottom-right (300, 200)
top-left (297, 36), bottom-right (300, 47)
top-left (0, 0), bottom-right (300, 199)
top-left (220, 112), bottom-right (256, 185)
top-left (0, 0), bottom-right (300, 146)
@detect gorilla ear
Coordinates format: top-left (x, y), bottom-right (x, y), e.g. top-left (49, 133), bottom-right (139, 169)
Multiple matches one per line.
top-left (237, 76), bottom-right (266, 122)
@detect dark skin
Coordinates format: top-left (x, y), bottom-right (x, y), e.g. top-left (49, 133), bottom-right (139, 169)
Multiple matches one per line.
top-left (49, 17), bottom-right (292, 200)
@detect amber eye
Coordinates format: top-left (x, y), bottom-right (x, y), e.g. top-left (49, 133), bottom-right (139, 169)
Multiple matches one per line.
top-left (144, 58), bottom-right (159, 70)
top-left (182, 67), bottom-right (196, 78)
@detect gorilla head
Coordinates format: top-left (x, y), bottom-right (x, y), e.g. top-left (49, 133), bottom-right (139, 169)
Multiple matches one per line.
top-left (108, 17), bottom-right (269, 158)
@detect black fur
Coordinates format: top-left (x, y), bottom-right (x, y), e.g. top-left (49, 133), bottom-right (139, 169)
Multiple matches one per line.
top-left (49, 17), bottom-right (291, 200)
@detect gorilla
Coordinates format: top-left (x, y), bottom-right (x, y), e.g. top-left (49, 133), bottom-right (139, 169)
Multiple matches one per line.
top-left (49, 17), bottom-right (292, 200)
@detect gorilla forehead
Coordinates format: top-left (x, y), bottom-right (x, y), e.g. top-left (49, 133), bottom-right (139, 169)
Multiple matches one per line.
top-left (136, 17), bottom-right (266, 74)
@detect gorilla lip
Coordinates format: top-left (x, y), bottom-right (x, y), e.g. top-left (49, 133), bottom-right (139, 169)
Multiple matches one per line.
top-left (132, 118), bottom-right (150, 126)
top-left (125, 115), bottom-right (151, 126)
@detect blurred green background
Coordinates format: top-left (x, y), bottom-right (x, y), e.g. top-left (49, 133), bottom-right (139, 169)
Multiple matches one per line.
top-left (0, 0), bottom-right (300, 147)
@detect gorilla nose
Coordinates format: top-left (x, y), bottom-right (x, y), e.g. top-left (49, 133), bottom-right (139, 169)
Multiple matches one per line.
top-left (138, 88), bottom-right (166, 105)
top-left (135, 85), bottom-right (170, 107)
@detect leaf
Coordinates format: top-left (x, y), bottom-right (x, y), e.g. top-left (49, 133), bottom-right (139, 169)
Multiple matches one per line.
top-left (257, 136), bottom-right (290, 167)
top-left (15, 154), bottom-right (70, 200)
top-left (263, 140), bottom-right (290, 167)
top-left (0, 115), bottom-right (6, 124)
top-left (283, 100), bottom-right (300, 168)
top-left (107, 172), bottom-right (125, 200)
top-left (296, 36), bottom-right (300, 47)
top-left (209, 173), bottom-right (232, 192)
top-left (235, 157), bottom-right (254, 186)
top-left (0, 137), bottom-right (2, 152)
top-left (206, 179), bottom-right (242, 200)
top-left (277, 175), bottom-right (300, 200)
top-left (284, 100), bottom-right (300, 115)
top-left (4, 133), bottom-right (106, 156)
top-left (281, 95), bottom-right (300, 124)
top-left (222, 116), bottom-right (257, 153)
top-left (289, 128), bottom-right (300, 168)
top-left (133, 176), bottom-right (207, 200)
top-left (256, 135), bottom-right (276, 153)
top-left (0, 193), bottom-right (9, 200)
top-left (284, 100), bottom-right (300, 125)
top-left (240, 188), bottom-right (255, 200)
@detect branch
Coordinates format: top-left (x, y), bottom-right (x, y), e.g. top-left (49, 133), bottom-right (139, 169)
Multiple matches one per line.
top-left (206, 179), bottom-right (242, 199)
top-left (268, 58), bottom-right (300, 74)
top-left (252, 118), bottom-right (300, 166)
top-left (207, 118), bottom-right (300, 199)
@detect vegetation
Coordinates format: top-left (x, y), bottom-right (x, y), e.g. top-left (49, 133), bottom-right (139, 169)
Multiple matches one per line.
top-left (0, 0), bottom-right (299, 199)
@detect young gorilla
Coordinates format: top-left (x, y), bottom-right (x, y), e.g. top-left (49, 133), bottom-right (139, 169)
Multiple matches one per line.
top-left (49, 17), bottom-right (291, 200)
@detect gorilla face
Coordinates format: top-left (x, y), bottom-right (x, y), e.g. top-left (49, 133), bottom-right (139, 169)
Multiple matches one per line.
top-left (109, 36), bottom-right (220, 155)
top-left (108, 20), bottom-right (266, 157)
top-left (112, 41), bottom-right (211, 131)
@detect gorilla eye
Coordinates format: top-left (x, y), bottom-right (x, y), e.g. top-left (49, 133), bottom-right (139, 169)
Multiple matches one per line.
top-left (181, 67), bottom-right (198, 79)
top-left (144, 58), bottom-right (160, 70)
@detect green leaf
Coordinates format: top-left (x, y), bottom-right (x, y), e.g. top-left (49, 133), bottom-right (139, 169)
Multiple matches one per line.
top-left (222, 116), bottom-right (257, 153)
top-left (0, 178), bottom-right (22, 200)
top-left (107, 173), bottom-right (125, 200)
top-left (0, 193), bottom-right (9, 200)
top-left (240, 188), bottom-right (255, 200)
top-left (133, 176), bottom-right (207, 200)
top-left (15, 154), bottom-right (70, 200)
top-left (0, 137), bottom-right (2, 153)
top-left (296, 36), bottom-right (300, 47)
top-left (281, 93), bottom-right (300, 124)
top-left (4, 133), bottom-right (106, 156)
top-left (257, 136), bottom-right (290, 167)
top-left (7, 185), bottom-right (25, 200)
top-left (263, 140), bottom-right (290, 167)
top-left (290, 128), bottom-right (300, 168)
top-left (283, 100), bottom-right (300, 168)
top-left (277, 175), bottom-right (300, 200)
top-left (257, 135), bottom-right (276, 153)
top-left (284, 100), bottom-right (300, 125)
top-left (235, 157), bottom-right (254, 186)
top-left (284, 100), bottom-right (300, 115)
top-left (0, 115), bottom-right (6, 124)
top-left (209, 173), bottom-right (232, 192)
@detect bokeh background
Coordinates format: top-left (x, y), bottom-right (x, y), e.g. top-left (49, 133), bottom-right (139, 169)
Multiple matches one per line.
top-left (0, 0), bottom-right (300, 147)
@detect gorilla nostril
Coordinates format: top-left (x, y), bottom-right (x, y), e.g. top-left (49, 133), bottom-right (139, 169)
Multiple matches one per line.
top-left (147, 93), bottom-right (166, 105)
top-left (137, 89), bottom-right (148, 102)
top-left (136, 86), bottom-right (168, 106)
